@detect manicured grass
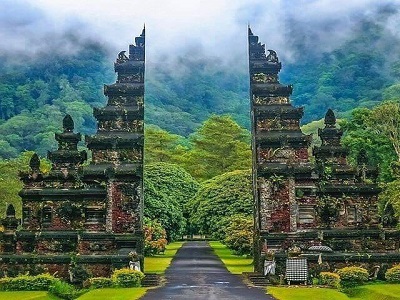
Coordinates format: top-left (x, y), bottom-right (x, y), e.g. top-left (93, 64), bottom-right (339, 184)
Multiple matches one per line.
top-left (268, 287), bottom-right (351, 300)
top-left (0, 291), bottom-right (60, 300)
top-left (77, 288), bottom-right (148, 300)
top-left (0, 288), bottom-right (149, 300)
top-left (144, 241), bottom-right (184, 274)
top-left (350, 284), bottom-right (400, 300)
top-left (208, 241), bottom-right (253, 274)
top-left (268, 284), bottom-right (400, 300)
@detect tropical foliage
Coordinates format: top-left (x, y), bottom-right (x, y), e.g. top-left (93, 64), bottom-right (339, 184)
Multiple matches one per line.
top-left (188, 170), bottom-right (252, 237)
top-left (183, 115), bottom-right (251, 181)
top-left (341, 101), bottom-right (400, 220)
top-left (143, 218), bottom-right (168, 256)
top-left (143, 163), bottom-right (199, 240)
top-left (223, 214), bottom-right (253, 255)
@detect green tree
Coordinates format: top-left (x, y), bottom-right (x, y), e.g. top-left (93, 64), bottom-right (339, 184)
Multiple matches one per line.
top-left (341, 107), bottom-right (397, 182)
top-left (223, 214), bottom-right (254, 255)
top-left (368, 101), bottom-right (400, 162)
top-left (379, 180), bottom-right (400, 227)
top-left (341, 103), bottom-right (400, 224)
top-left (144, 163), bottom-right (199, 240)
top-left (188, 169), bottom-right (252, 237)
top-left (185, 115), bottom-right (251, 181)
top-left (144, 217), bottom-right (168, 256)
top-left (144, 126), bottom-right (184, 163)
top-left (383, 83), bottom-right (400, 101)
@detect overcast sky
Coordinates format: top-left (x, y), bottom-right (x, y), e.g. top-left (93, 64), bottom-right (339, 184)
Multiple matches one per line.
top-left (1, 0), bottom-right (400, 63)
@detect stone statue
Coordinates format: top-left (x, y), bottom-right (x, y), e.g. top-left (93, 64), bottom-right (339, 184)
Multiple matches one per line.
top-left (266, 50), bottom-right (279, 63)
top-left (128, 250), bottom-right (141, 272)
top-left (117, 51), bottom-right (129, 62)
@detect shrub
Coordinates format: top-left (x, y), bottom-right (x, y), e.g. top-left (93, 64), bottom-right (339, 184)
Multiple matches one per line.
top-left (223, 214), bottom-right (253, 255)
top-left (320, 272), bottom-right (341, 288)
top-left (30, 274), bottom-right (57, 290)
top-left (337, 266), bottom-right (368, 288)
top-left (49, 279), bottom-right (86, 300)
top-left (0, 273), bottom-right (56, 291)
top-left (111, 268), bottom-right (144, 288)
top-left (144, 218), bottom-right (168, 256)
top-left (386, 265), bottom-right (400, 282)
top-left (89, 277), bottom-right (113, 289)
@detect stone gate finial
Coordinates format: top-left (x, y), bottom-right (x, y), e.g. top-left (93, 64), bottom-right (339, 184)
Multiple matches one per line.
top-left (266, 50), bottom-right (279, 63)
top-left (324, 109), bottom-right (336, 127)
top-left (29, 153), bottom-right (40, 172)
top-left (248, 26), bottom-right (254, 36)
top-left (63, 114), bottom-right (74, 132)
top-left (6, 204), bottom-right (15, 218)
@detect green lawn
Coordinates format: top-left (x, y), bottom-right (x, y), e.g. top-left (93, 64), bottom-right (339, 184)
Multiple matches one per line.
top-left (77, 288), bottom-right (148, 300)
top-left (0, 289), bottom-right (149, 300)
top-left (0, 291), bottom-right (60, 300)
top-left (208, 241), bottom-right (253, 274)
top-left (268, 287), bottom-right (351, 300)
top-left (144, 241), bottom-right (184, 274)
top-left (268, 284), bottom-right (400, 300)
top-left (350, 284), bottom-right (400, 300)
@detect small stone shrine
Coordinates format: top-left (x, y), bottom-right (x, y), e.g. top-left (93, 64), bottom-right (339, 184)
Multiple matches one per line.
top-left (248, 27), bottom-right (400, 275)
top-left (0, 28), bottom-right (145, 278)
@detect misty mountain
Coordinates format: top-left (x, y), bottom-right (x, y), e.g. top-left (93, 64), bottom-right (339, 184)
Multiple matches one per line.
top-left (0, 9), bottom-right (400, 158)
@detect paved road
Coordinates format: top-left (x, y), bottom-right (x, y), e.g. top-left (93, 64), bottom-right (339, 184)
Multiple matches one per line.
top-left (141, 241), bottom-right (274, 300)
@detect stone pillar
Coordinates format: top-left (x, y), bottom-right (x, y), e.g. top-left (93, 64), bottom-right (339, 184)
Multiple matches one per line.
top-left (288, 177), bottom-right (297, 232)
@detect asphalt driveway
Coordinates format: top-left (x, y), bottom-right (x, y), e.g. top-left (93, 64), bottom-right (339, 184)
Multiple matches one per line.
top-left (141, 241), bottom-right (274, 300)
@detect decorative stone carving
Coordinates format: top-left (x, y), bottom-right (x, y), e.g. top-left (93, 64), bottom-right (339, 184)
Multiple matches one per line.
top-left (117, 51), bottom-right (129, 63)
top-left (29, 153), bottom-right (40, 172)
top-left (266, 49), bottom-right (279, 63)
top-left (63, 114), bottom-right (74, 132)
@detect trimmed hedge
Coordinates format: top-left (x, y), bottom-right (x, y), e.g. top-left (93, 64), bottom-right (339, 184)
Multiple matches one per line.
top-left (386, 265), bottom-right (400, 282)
top-left (89, 277), bottom-right (113, 289)
top-left (0, 273), bottom-right (56, 291)
top-left (111, 268), bottom-right (144, 288)
top-left (319, 272), bottom-right (341, 288)
top-left (337, 266), bottom-right (368, 288)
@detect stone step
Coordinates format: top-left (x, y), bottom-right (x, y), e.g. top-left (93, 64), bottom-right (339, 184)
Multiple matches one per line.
top-left (142, 273), bottom-right (162, 287)
top-left (243, 272), bottom-right (269, 287)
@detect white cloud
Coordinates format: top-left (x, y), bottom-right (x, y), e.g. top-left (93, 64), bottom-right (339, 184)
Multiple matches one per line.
top-left (2, 0), bottom-right (400, 63)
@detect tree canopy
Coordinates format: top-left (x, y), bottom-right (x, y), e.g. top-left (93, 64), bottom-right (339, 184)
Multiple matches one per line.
top-left (341, 104), bottom-right (399, 182)
top-left (184, 115), bottom-right (252, 181)
top-left (143, 162), bottom-right (199, 240)
top-left (188, 169), bottom-right (252, 237)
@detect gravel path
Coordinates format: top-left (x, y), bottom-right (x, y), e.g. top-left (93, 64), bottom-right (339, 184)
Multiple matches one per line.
top-left (140, 241), bottom-right (274, 300)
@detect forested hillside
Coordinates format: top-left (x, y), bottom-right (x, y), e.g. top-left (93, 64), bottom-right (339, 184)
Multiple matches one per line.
top-left (283, 19), bottom-right (400, 123)
top-left (0, 43), bottom-right (114, 158)
top-left (1, 12), bottom-right (400, 158)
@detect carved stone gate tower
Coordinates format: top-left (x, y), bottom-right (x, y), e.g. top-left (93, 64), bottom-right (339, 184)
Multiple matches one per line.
top-left (249, 28), bottom-right (400, 274)
top-left (0, 29), bottom-right (145, 278)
